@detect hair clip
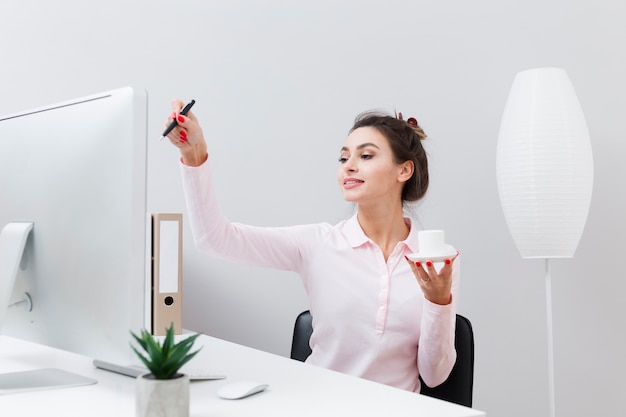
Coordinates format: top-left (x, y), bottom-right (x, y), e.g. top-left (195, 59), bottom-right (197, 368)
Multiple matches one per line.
top-left (397, 112), bottom-right (419, 128)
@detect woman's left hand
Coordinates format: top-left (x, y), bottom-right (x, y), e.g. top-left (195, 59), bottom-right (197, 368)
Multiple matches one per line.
top-left (405, 252), bottom-right (459, 305)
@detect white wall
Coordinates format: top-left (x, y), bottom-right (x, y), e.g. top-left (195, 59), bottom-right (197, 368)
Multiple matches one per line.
top-left (2, 1), bottom-right (624, 416)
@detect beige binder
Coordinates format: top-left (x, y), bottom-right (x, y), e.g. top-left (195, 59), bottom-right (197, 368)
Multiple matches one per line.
top-left (150, 213), bottom-right (183, 336)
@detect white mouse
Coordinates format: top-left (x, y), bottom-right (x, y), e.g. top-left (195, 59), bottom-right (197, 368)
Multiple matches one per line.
top-left (216, 380), bottom-right (269, 400)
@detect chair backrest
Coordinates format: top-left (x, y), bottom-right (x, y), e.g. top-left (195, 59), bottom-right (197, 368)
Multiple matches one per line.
top-left (290, 310), bottom-right (474, 407)
top-left (290, 310), bottom-right (313, 362)
top-left (419, 314), bottom-right (474, 407)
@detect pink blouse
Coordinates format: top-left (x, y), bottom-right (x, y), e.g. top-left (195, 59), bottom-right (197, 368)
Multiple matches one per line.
top-left (180, 157), bottom-right (459, 393)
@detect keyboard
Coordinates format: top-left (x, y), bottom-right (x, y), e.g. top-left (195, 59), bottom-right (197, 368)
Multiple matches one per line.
top-left (93, 359), bottom-right (226, 380)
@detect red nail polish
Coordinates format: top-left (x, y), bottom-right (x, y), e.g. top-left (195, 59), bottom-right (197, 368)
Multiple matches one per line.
top-left (404, 255), bottom-right (410, 262)
top-left (177, 115), bottom-right (185, 123)
top-left (415, 261), bottom-right (421, 268)
top-left (180, 130), bottom-right (187, 138)
top-left (445, 259), bottom-right (451, 265)
top-left (426, 261), bottom-right (433, 267)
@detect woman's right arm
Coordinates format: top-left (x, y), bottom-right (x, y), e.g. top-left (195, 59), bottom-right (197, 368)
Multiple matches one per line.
top-left (165, 100), bottom-right (309, 272)
top-left (180, 159), bottom-right (311, 272)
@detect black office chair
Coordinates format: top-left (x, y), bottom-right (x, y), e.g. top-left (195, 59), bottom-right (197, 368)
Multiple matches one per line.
top-left (290, 310), bottom-right (474, 408)
top-left (419, 314), bottom-right (475, 407)
top-left (290, 310), bottom-right (314, 362)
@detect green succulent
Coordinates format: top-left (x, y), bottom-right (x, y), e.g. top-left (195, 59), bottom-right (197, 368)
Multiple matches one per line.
top-left (130, 323), bottom-right (202, 380)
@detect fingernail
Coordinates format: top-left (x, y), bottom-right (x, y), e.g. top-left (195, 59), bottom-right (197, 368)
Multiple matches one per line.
top-left (415, 261), bottom-right (421, 268)
top-left (177, 115), bottom-right (185, 123)
top-left (426, 261), bottom-right (433, 267)
top-left (445, 259), bottom-right (451, 265)
top-left (180, 130), bottom-right (187, 138)
top-left (404, 255), bottom-right (410, 262)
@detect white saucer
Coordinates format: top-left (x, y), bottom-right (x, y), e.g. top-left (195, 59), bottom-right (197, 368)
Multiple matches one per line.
top-left (407, 247), bottom-right (457, 263)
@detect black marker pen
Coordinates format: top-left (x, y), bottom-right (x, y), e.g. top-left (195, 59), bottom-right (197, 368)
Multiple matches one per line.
top-left (161, 99), bottom-right (195, 139)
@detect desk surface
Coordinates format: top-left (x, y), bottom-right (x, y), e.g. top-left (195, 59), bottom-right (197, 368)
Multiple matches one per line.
top-left (0, 334), bottom-right (485, 416)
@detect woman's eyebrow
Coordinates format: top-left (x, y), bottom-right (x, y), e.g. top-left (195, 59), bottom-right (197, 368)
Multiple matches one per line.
top-left (340, 143), bottom-right (381, 152)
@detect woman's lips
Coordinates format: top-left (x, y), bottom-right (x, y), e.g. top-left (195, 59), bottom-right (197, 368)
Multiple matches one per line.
top-left (343, 178), bottom-right (364, 189)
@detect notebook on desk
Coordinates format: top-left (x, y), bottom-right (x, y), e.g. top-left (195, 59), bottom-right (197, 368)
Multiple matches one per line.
top-left (0, 368), bottom-right (97, 395)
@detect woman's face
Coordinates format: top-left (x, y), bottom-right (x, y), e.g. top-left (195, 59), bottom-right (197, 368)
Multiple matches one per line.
top-left (337, 127), bottom-right (412, 206)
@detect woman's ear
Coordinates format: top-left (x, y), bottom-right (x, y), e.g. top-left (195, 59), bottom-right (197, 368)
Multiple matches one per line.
top-left (398, 160), bottom-right (414, 183)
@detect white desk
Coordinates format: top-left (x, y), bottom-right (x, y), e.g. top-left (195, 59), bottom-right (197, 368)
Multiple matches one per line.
top-left (0, 334), bottom-right (485, 416)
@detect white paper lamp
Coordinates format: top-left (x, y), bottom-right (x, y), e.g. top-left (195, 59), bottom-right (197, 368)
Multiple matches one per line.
top-left (496, 67), bottom-right (594, 259)
top-left (496, 67), bottom-right (594, 417)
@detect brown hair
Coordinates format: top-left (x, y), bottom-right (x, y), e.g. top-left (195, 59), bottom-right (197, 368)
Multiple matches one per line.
top-left (350, 111), bottom-right (429, 203)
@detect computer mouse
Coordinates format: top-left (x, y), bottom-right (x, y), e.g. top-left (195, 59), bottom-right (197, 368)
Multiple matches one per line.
top-left (216, 380), bottom-right (269, 400)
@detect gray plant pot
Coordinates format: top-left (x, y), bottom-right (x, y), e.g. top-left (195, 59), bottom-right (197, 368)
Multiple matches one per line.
top-left (135, 373), bottom-right (190, 417)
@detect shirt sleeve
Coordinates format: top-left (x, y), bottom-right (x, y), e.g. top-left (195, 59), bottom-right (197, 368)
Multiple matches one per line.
top-left (180, 157), bottom-right (310, 272)
top-left (416, 256), bottom-right (460, 388)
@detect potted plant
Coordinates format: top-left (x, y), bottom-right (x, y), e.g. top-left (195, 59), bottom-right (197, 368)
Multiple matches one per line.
top-left (130, 323), bottom-right (202, 417)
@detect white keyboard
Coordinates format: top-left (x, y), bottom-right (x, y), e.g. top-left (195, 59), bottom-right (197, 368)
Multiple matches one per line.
top-left (93, 359), bottom-right (226, 380)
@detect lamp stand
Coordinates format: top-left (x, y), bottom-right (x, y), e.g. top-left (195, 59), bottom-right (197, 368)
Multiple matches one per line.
top-left (545, 258), bottom-right (555, 417)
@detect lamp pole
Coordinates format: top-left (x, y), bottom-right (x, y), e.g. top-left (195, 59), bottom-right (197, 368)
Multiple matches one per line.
top-left (545, 259), bottom-right (555, 417)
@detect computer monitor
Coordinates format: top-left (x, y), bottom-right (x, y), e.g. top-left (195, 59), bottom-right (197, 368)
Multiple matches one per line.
top-left (0, 87), bottom-right (149, 367)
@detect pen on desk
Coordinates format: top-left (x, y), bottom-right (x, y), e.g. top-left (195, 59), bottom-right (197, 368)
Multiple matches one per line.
top-left (160, 99), bottom-right (196, 140)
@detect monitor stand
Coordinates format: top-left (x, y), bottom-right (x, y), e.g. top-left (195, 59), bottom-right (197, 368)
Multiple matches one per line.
top-left (0, 368), bottom-right (97, 394)
top-left (0, 222), bottom-right (34, 326)
top-left (1, 222), bottom-right (98, 394)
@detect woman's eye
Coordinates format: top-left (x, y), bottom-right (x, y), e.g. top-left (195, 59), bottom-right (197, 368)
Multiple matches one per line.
top-left (361, 154), bottom-right (373, 160)
top-left (338, 156), bottom-right (348, 163)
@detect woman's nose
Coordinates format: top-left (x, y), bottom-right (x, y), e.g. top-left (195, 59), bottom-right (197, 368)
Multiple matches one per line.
top-left (344, 157), bottom-right (357, 172)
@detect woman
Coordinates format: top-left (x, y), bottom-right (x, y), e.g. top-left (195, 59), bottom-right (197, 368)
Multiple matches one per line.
top-left (164, 101), bottom-right (460, 393)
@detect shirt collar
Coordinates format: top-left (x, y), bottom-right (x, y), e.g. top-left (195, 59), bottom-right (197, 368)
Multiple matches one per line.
top-left (341, 213), bottom-right (420, 252)
top-left (403, 218), bottom-right (419, 253)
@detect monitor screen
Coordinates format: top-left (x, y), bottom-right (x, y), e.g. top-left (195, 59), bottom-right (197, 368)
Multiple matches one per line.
top-left (0, 87), bottom-right (149, 364)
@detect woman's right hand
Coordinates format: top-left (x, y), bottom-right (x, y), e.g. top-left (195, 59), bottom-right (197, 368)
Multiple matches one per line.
top-left (164, 99), bottom-right (208, 167)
